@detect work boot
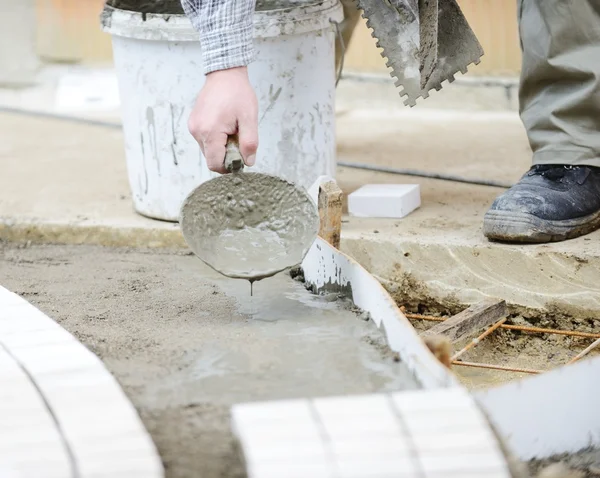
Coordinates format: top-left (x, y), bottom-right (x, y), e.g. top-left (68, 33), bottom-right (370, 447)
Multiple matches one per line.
top-left (483, 165), bottom-right (600, 243)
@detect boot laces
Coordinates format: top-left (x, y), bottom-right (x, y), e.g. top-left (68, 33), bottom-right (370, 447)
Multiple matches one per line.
top-left (529, 165), bottom-right (579, 182)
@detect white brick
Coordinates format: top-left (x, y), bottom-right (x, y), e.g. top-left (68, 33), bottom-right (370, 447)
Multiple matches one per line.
top-left (0, 287), bottom-right (25, 306)
top-left (77, 450), bottom-right (163, 478)
top-left (236, 422), bottom-right (323, 447)
top-left (247, 460), bottom-right (333, 478)
top-left (0, 306), bottom-right (60, 335)
top-left (336, 456), bottom-right (418, 477)
top-left (348, 184), bottom-right (420, 219)
top-left (243, 439), bottom-right (328, 464)
top-left (0, 460), bottom-right (72, 478)
top-left (418, 449), bottom-right (508, 475)
top-left (330, 435), bottom-right (411, 456)
top-left (319, 415), bottom-right (404, 440)
top-left (2, 327), bottom-right (76, 349)
top-left (401, 410), bottom-right (488, 436)
top-left (411, 429), bottom-right (497, 454)
top-left (9, 341), bottom-right (103, 376)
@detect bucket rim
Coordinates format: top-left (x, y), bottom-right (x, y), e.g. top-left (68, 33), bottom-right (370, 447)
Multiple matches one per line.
top-left (100, 0), bottom-right (344, 40)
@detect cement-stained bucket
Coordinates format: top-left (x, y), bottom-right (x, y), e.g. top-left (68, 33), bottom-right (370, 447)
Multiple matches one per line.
top-left (101, 0), bottom-right (343, 221)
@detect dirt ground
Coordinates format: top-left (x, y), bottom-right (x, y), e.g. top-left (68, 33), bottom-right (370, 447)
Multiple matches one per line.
top-left (407, 313), bottom-right (600, 391)
top-left (0, 243), bottom-right (418, 478)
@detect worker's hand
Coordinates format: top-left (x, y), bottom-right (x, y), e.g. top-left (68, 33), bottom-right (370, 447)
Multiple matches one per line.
top-left (188, 66), bottom-right (259, 174)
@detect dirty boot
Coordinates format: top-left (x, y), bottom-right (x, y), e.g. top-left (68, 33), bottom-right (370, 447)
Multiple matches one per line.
top-left (483, 165), bottom-right (600, 243)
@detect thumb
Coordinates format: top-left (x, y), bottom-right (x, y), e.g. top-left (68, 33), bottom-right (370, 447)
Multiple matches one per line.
top-left (238, 116), bottom-right (259, 167)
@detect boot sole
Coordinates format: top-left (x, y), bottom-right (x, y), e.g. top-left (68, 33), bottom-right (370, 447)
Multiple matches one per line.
top-left (483, 209), bottom-right (600, 244)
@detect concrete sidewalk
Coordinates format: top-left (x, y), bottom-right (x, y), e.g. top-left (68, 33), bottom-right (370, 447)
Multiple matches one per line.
top-left (1, 79), bottom-right (599, 318)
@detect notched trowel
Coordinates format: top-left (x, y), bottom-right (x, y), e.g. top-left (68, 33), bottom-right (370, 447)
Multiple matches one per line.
top-left (355, 0), bottom-right (484, 106)
top-left (180, 136), bottom-right (320, 285)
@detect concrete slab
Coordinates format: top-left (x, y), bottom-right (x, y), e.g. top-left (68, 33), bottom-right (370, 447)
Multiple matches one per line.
top-left (1, 82), bottom-right (599, 318)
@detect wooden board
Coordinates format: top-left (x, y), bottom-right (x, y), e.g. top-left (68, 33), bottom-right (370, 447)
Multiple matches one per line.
top-left (317, 180), bottom-right (343, 249)
top-left (422, 298), bottom-right (507, 344)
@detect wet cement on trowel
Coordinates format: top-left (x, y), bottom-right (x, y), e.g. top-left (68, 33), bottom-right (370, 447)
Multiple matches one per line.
top-left (180, 172), bottom-right (319, 281)
top-left (0, 244), bottom-right (418, 478)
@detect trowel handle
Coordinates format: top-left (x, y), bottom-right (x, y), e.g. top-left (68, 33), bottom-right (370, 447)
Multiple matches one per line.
top-left (224, 134), bottom-right (244, 173)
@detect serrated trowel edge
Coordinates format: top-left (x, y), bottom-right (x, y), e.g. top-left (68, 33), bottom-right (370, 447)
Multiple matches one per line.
top-left (354, 0), bottom-right (484, 107)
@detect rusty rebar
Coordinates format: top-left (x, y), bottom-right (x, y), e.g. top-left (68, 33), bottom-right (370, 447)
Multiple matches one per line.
top-left (567, 338), bottom-right (600, 365)
top-left (452, 360), bottom-right (542, 374)
top-left (451, 318), bottom-right (507, 361)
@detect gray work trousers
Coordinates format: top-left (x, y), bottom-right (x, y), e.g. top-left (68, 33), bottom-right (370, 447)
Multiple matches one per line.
top-left (518, 0), bottom-right (600, 167)
top-left (337, 0), bottom-right (600, 167)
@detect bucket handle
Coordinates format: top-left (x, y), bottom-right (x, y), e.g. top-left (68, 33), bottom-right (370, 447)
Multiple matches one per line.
top-left (224, 134), bottom-right (244, 173)
top-left (330, 18), bottom-right (345, 88)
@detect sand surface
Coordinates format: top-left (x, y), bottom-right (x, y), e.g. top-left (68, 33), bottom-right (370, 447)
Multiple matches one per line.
top-left (0, 244), bottom-right (418, 478)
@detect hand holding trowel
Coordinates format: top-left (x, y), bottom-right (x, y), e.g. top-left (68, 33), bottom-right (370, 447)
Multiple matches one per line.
top-left (179, 135), bottom-right (319, 288)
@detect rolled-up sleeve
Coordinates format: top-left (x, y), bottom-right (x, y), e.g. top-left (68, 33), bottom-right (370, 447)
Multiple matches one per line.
top-left (181, 0), bottom-right (256, 74)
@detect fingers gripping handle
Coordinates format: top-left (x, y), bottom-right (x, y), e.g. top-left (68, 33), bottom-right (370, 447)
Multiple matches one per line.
top-left (224, 134), bottom-right (244, 173)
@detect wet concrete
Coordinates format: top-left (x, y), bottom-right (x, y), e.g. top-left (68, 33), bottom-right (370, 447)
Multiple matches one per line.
top-left (0, 244), bottom-right (419, 478)
top-left (180, 172), bottom-right (319, 281)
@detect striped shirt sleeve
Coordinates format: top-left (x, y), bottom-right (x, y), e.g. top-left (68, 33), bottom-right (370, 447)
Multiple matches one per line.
top-left (180, 0), bottom-right (256, 74)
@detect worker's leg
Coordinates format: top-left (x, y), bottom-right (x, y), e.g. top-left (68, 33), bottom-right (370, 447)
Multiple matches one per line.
top-left (483, 0), bottom-right (600, 243)
top-left (335, 0), bottom-right (361, 72)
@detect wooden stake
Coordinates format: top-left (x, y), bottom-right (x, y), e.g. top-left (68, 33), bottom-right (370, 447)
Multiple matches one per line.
top-left (317, 180), bottom-right (343, 249)
top-left (422, 299), bottom-right (507, 344)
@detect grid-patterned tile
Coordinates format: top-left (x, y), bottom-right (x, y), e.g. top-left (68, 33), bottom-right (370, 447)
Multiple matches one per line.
top-left (0, 286), bottom-right (164, 478)
top-left (233, 389), bottom-right (513, 478)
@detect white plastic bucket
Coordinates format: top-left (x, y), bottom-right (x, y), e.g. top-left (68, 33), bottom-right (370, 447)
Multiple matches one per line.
top-left (101, 1), bottom-right (343, 221)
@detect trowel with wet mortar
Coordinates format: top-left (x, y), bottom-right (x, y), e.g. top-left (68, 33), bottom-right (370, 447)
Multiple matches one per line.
top-left (180, 135), bottom-right (320, 293)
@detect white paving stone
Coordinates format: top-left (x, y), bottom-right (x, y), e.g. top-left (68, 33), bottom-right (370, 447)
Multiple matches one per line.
top-left (0, 286), bottom-right (164, 478)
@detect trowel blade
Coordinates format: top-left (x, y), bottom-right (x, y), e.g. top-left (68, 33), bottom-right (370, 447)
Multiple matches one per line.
top-left (179, 172), bottom-right (320, 282)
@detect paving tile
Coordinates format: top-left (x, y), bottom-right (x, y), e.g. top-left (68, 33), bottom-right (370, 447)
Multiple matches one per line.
top-left (0, 306), bottom-right (61, 335)
top-left (33, 366), bottom-right (117, 391)
top-left (2, 327), bottom-right (76, 349)
top-left (0, 346), bottom-right (30, 381)
top-left (9, 340), bottom-right (103, 376)
top-left (0, 442), bottom-right (72, 471)
top-left (426, 472), bottom-right (511, 478)
top-left (235, 422), bottom-right (323, 447)
top-left (330, 435), bottom-right (412, 456)
top-left (318, 414), bottom-right (404, 440)
top-left (0, 460), bottom-right (72, 478)
top-left (401, 409), bottom-right (489, 436)
top-left (411, 429), bottom-right (497, 454)
top-left (68, 429), bottom-right (158, 455)
top-left (76, 450), bottom-right (163, 478)
top-left (336, 455), bottom-right (419, 477)
top-left (418, 449), bottom-right (509, 475)
top-left (0, 287), bottom-right (27, 306)
top-left (51, 405), bottom-right (146, 442)
top-left (247, 459), bottom-right (334, 478)
top-left (242, 439), bottom-right (329, 464)
top-left (0, 424), bottom-right (64, 450)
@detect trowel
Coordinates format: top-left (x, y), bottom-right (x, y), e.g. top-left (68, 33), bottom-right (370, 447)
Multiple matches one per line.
top-left (356, 0), bottom-right (484, 107)
top-left (180, 135), bottom-right (320, 288)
